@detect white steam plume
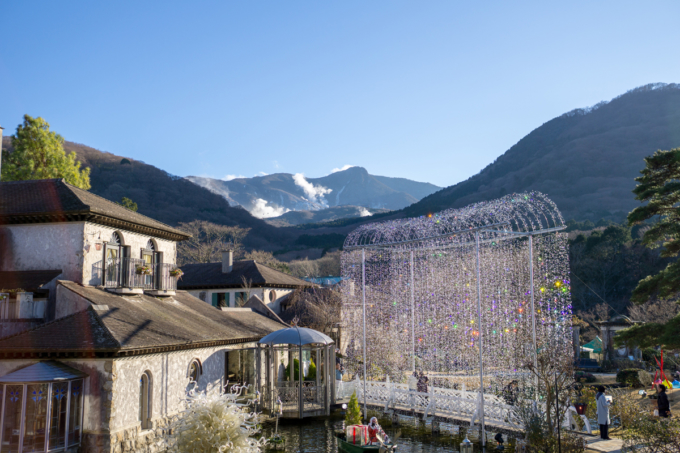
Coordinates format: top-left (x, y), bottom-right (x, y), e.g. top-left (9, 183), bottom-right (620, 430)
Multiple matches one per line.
top-left (359, 207), bottom-right (373, 217)
top-left (292, 173), bottom-right (332, 207)
top-left (331, 164), bottom-right (355, 173)
top-left (223, 174), bottom-right (246, 181)
top-left (250, 198), bottom-right (289, 218)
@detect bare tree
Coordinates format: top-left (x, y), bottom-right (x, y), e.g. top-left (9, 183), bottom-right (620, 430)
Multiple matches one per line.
top-left (627, 298), bottom-right (680, 323)
top-left (176, 221), bottom-right (250, 265)
top-left (282, 287), bottom-right (342, 334)
top-left (238, 276), bottom-right (253, 307)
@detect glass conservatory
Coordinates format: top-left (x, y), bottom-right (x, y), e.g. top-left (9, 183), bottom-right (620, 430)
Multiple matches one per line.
top-left (259, 326), bottom-right (336, 418)
top-left (0, 361), bottom-right (86, 453)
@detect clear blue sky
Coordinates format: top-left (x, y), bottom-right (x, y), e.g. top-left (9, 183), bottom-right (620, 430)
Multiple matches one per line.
top-left (1, 1), bottom-right (679, 187)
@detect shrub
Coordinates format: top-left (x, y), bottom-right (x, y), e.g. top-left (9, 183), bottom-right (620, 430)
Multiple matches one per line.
top-left (306, 360), bottom-right (317, 381)
top-left (638, 369), bottom-right (652, 387)
top-left (622, 416), bottom-right (680, 453)
top-left (575, 371), bottom-right (596, 383)
top-left (617, 369), bottom-right (644, 387)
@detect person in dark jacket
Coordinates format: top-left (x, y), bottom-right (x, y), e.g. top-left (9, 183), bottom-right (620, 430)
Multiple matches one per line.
top-left (658, 384), bottom-right (671, 418)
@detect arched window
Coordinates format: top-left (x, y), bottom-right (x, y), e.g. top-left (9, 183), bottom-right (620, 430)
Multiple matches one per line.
top-left (145, 240), bottom-right (155, 251)
top-left (188, 360), bottom-right (201, 383)
top-left (139, 371), bottom-right (151, 429)
top-left (268, 290), bottom-right (277, 303)
top-left (109, 232), bottom-right (121, 245)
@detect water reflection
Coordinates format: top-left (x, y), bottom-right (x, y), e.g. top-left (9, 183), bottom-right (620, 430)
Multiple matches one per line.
top-left (261, 413), bottom-right (515, 453)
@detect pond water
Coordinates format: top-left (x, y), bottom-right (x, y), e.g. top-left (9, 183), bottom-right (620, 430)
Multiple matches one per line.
top-left (260, 411), bottom-right (517, 453)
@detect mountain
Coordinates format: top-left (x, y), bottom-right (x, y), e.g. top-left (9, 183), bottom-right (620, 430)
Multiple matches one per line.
top-left (403, 83), bottom-right (680, 222)
top-left (187, 166), bottom-right (439, 219)
top-left (265, 205), bottom-right (390, 227)
top-left (1, 137), bottom-right (296, 250)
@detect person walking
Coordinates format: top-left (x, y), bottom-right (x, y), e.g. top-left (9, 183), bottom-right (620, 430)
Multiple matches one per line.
top-left (596, 386), bottom-right (611, 440)
top-left (658, 384), bottom-right (671, 418)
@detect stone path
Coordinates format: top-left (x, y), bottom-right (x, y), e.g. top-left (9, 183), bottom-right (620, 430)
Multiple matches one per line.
top-left (583, 436), bottom-right (624, 453)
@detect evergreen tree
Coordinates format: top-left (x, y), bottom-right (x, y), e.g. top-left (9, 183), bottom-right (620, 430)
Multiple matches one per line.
top-left (617, 148), bottom-right (680, 349)
top-left (306, 359), bottom-right (317, 381)
top-left (1, 115), bottom-right (90, 189)
top-left (117, 197), bottom-right (138, 212)
top-left (345, 390), bottom-right (362, 426)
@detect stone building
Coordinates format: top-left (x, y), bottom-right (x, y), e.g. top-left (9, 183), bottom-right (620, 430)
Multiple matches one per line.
top-left (178, 250), bottom-right (313, 314)
top-left (0, 179), bottom-right (288, 453)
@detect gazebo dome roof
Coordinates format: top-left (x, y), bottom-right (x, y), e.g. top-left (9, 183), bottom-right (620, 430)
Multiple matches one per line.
top-left (259, 326), bottom-right (334, 346)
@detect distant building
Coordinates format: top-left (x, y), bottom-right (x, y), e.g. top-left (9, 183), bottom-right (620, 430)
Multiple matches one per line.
top-left (0, 179), bottom-right (286, 453)
top-left (178, 250), bottom-right (313, 314)
top-left (596, 315), bottom-right (642, 361)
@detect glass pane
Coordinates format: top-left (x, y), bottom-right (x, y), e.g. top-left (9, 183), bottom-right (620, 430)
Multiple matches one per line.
top-left (48, 383), bottom-right (68, 449)
top-left (2, 385), bottom-right (23, 453)
top-left (23, 384), bottom-right (48, 453)
top-left (67, 380), bottom-right (82, 446)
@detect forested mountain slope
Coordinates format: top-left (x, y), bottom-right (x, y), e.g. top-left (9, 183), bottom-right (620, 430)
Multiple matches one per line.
top-left (403, 83), bottom-right (680, 221)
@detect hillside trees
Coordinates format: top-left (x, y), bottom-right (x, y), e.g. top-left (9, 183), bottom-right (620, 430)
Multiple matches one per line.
top-left (177, 220), bottom-right (250, 265)
top-left (1, 115), bottom-right (91, 188)
top-left (569, 224), bottom-right (668, 317)
top-left (616, 148), bottom-right (680, 349)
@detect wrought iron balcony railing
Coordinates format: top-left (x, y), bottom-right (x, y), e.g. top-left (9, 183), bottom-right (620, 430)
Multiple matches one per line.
top-left (93, 258), bottom-right (178, 291)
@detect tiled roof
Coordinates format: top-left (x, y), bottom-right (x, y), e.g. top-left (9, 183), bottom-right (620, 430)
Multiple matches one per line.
top-left (0, 280), bottom-right (287, 356)
top-left (0, 179), bottom-right (190, 241)
top-left (0, 361), bottom-right (88, 382)
top-left (0, 270), bottom-right (62, 293)
top-left (177, 260), bottom-right (313, 289)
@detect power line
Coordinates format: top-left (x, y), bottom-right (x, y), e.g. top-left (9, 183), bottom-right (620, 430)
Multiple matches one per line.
top-left (571, 271), bottom-right (625, 318)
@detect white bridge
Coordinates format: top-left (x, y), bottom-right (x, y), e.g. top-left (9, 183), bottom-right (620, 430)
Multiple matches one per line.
top-left (336, 377), bottom-right (522, 431)
top-left (335, 377), bottom-right (592, 438)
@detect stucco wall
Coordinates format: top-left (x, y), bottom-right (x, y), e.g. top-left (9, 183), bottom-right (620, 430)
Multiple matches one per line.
top-left (0, 222), bottom-right (177, 289)
top-left (110, 343), bottom-right (257, 433)
top-left (187, 287), bottom-right (293, 314)
top-left (55, 282), bottom-right (94, 319)
top-left (83, 223), bottom-right (177, 287)
top-left (0, 223), bottom-right (83, 281)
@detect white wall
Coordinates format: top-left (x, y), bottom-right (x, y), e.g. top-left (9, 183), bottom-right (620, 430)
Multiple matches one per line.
top-left (109, 343), bottom-right (257, 432)
top-left (187, 287), bottom-right (293, 314)
top-left (0, 223), bottom-right (83, 282)
top-left (83, 223), bottom-right (177, 286)
top-left (0, 222), bottom-right (177, 288)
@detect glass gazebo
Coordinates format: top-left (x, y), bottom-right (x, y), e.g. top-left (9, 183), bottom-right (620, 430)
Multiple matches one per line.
top-left (259, 326), bottom-right (336, 418)
top-left (0, 361), bottom-right (86, 453)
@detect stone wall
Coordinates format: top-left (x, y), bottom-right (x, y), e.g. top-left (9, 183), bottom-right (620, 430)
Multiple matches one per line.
top-left (83, 223), bottom-right (177, 287)
top-left (0, 222), bottom-right (177, 289)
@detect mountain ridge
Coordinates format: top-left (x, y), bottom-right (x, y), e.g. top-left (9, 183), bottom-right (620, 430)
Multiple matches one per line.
top-left (187, 166), bottom-right (439, 219)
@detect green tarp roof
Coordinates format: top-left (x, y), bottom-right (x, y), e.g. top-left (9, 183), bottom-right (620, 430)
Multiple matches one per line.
top-left (582, 336), bottom-right (603, 353)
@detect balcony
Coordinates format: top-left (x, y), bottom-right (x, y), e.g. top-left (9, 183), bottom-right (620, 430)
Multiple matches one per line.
top-left (93, 258), bottom-right (178, 295)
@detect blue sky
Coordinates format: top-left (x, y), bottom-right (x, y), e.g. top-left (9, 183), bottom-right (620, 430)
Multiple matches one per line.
top-left (1, 1), bottom-right (679, 187)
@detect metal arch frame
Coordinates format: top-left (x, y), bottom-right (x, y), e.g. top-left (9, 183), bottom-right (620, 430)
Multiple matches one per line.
top-left (343, 191), bottom-right (566, 250)
top-left (346, 224), bottom-right (567, 447)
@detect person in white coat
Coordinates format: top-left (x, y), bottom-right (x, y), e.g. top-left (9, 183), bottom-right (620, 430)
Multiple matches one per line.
top-left (595, 385), bottom-right (611, 440)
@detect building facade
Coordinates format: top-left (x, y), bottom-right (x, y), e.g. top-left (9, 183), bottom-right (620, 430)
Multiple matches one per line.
top-left (0, 179), bottom-right (287, 453)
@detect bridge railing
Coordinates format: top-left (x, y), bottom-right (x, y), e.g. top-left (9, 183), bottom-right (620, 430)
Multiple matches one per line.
top-left (338, 378), bottom-right (521, 430)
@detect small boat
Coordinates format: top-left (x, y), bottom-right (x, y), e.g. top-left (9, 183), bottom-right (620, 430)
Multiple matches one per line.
top-left (335, 431), bottom-right (397, 453)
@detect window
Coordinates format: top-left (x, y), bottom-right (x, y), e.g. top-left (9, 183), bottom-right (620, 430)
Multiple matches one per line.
top-left (139, 372), bottom-right (151, 430)
top-left (268, 290), bottom-right (277, 303)
top-left (235, 292), bottom-right (247, 307)
top-left (188, 360), bottom-right (201, 383)
top-left (0, 377), bottom-right (85, 452)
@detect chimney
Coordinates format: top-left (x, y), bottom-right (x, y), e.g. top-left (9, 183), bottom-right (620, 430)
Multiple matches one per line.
top-left (222, 250), bottom-right (233, 273)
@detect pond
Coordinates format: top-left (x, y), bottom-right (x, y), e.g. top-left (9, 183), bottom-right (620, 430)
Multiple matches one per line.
top-left (260, 411), bottom-right (518, 453)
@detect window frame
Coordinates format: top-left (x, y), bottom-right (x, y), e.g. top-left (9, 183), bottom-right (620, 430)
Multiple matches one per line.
top-left (0, 379), bottom-right (84, 452)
